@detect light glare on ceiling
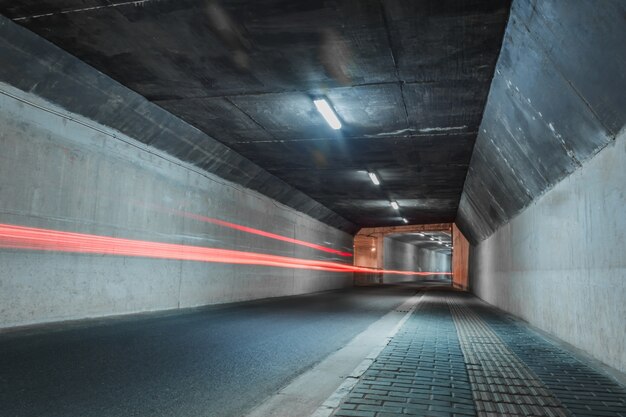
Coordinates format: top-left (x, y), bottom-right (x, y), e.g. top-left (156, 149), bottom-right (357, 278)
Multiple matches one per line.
top-left (368, 172), bottom-right (380, 185)
top-left (390, 201), bottom-right (399, 210)
top-left (313, 98), bottom-right (342, 130)
top-left (402, 218), bottom-right (408, 223)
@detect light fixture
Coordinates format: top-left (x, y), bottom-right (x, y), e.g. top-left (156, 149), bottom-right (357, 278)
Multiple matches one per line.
top-left (429, 237), bottom-right (435, 241)
top-left (390, 201), bottom-right (399, 210)
top-left (418, 233), bottom-right (425, 237)
top-left (368, 172), bottom-right (380, 185)
top-left (313, 98), bottom-right (342, 130)
top-left (402, 218), bottom-right (408, 223)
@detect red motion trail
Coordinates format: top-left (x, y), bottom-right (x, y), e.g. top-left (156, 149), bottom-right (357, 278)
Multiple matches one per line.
top-left (0, 224), bottom-right (451, 277)
top-left (173, 210), bottom-right (353, 257)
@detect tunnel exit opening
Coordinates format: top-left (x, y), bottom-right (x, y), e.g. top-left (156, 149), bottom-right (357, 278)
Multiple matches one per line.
top-left (353, 223), bottom-right (469, 290)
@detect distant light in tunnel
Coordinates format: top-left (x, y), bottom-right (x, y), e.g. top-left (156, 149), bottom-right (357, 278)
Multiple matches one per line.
top-left (390, 201), bottom-right (399, 210)
top-left (313, 98), bottom-right (342, 130)
top-left (367, 172), bottom-right (380, 185)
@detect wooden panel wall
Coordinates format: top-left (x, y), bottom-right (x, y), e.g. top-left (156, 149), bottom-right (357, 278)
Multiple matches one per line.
top-left (353, 233), bottom-right (383, 285)
top-left (353, 234), bottom-right (380, 269)
top-left (452, 224), bottom-right (470, 290)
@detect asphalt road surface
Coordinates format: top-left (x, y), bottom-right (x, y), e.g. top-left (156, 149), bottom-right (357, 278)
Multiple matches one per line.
top-left (0, 285), bottom-right (417, 417)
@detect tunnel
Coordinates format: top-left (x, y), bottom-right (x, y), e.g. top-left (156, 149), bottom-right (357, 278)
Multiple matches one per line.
top-left (0, 1), bottom-right (625, 416)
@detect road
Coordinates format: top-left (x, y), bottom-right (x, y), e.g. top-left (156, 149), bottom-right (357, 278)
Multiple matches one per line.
top-left (0, 285), bottom-right (417, 417)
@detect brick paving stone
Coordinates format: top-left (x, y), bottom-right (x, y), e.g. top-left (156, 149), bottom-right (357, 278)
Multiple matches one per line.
top-left (329, 291), bottom-right (626, 417)
top-left (333, 293), bottom-right (476, 416)
top-left (466, 293), bottom-right (626, 417)
top-left (448, 295), bottom-right (571, 417)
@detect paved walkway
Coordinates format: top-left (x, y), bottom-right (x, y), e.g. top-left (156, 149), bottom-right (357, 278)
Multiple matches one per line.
top-left (331, 291), bottom-right (626, 417)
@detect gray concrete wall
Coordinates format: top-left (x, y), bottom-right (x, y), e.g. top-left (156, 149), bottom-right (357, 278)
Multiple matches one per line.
top-left (470, 129), bottom-right (626, 374)
top-left (0, 83), bottom-right (353, 329)
top-left (383, 238), bottom-right (450, 284)
top-left (457, 0), bottom-right (625, 244)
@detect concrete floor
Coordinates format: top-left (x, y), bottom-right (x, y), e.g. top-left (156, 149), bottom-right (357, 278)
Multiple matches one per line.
top-left (2, 286), bottom-right (625, 417)
top-left (0, 286), bottom-right (416, 417)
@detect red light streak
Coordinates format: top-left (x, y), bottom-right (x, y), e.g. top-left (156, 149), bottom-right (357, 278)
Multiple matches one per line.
top-left (173, 210), bottom-right (353, 257)
top-left (0, 224), bottom-right (451, 277)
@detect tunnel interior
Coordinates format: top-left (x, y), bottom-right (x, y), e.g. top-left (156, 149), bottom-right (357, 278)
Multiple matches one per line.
top-left (383, 231), bottom-right (452, 285)
top-left (0, 1), bottom-right (625, 416)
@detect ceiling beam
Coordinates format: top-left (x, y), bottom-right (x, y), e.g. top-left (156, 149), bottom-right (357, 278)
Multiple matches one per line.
top-left (356, 223), bottom-right (452, 237)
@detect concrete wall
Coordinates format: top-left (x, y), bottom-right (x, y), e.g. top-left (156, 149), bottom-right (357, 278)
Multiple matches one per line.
top-left (457, 0), bottom-right (625, 244)
top-left (0, 83), bottom-right (353, 329)
top-left (383, 238), bottom-right (450, 284)
top-left (470, 129), bottom-right (626, 374)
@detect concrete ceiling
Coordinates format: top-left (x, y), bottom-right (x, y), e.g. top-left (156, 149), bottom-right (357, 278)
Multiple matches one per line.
top-left (388, 231), bottom-right (451, 253)
top-left (0, 0), bottom-right (511, 228)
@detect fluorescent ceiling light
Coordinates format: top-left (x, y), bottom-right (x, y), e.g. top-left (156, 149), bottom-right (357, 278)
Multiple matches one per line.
top-left (429, 237), bottom-right (435, 241)
top-left (313, 98), bottom-right (342, 130)
top-left (402, 218), bottom-right (408, 223)
top-left (368, 172), bottom-right (380, 185)
top-left (390, 201), bottom-right (399, 210)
